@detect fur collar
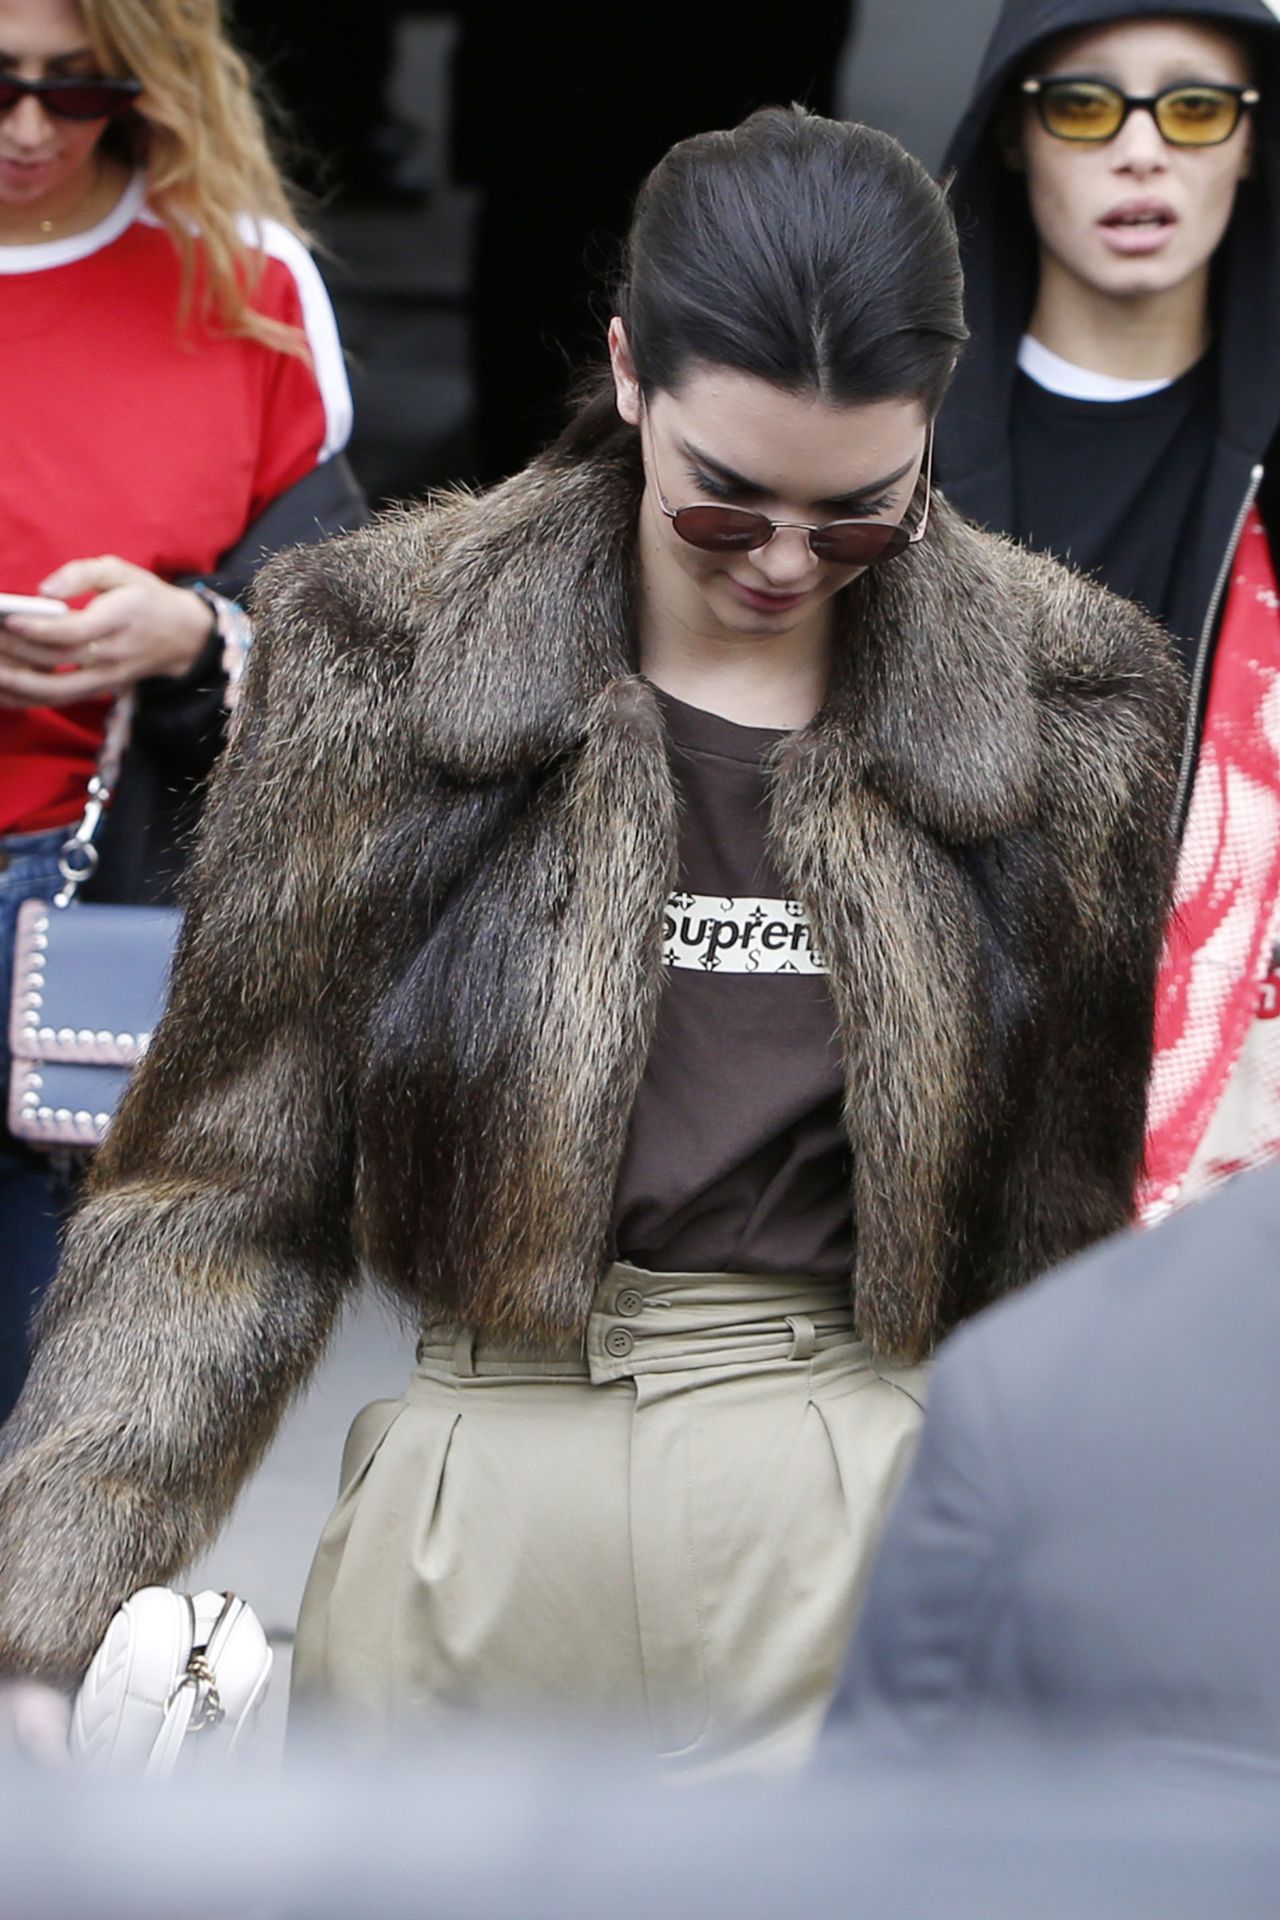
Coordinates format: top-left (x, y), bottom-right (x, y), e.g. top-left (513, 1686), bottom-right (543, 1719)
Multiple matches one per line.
top-left (322, 438), bottom-right (1045, 841)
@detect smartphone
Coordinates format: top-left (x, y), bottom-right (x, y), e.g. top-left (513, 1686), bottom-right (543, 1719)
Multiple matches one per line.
top-left (0, 593), bottom-right (70, 619)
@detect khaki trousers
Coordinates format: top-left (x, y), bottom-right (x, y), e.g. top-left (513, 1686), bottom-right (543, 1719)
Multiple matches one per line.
top-left (292, 1264), bottom-right (926, 1778)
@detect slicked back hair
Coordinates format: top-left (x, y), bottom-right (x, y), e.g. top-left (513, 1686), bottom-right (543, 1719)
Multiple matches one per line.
top-left (555, 105), bottom-right (968, 459)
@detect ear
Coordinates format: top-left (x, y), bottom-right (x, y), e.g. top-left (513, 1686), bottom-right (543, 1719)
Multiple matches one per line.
top-left (608, 317), bottom-right (642, 426)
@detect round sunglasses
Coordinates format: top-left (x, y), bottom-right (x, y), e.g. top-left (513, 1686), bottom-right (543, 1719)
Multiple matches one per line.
top-left (644, 414), bottom-right (933, 569)
top-left (1021, 76), bottom-right (1259, 148)
top-left (0, 72), bottom-right (142, 122)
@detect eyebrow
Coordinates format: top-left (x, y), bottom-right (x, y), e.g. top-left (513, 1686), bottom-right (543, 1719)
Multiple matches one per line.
top-left (1042, 65), bottom-right (1245, 87)
top-left (680, 438), bottom-right (917, 513)
top-left (0, 45), bottom-right (99, 69)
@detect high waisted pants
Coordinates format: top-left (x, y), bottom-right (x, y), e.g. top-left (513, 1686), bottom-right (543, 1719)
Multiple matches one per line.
top-left (292, 1264), bottom-right (926, 1777)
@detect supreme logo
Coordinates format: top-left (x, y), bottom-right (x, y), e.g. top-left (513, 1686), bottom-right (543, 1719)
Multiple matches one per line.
top-left (662, 892), bottom-right (828, 975)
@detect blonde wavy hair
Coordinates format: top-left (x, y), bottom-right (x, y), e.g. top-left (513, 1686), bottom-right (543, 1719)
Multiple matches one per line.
top-left (82, 0), bottom-right (309, 353)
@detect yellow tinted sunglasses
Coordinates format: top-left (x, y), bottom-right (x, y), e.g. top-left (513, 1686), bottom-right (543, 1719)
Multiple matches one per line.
top-left (1021, 76), bottom-right (1259, 148)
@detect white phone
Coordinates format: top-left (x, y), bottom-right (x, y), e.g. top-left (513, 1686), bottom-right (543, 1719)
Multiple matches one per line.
top-left (0, 592), bottom-right (70, 618)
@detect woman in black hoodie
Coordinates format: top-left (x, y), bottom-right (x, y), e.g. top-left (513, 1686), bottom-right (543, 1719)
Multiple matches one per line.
top-left (941, 0), bottom-right (1280, 1218)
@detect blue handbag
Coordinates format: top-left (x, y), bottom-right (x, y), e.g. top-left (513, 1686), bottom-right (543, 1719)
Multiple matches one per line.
top-left (6, 695), bottom-right (182, 1150)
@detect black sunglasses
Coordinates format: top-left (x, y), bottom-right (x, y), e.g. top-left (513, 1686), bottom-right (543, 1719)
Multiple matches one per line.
top-left (644, 413), bottom-right (933, 569)
top-left (0, 72), bottom-right (142, 122)
top-left (1022, 76), bottom-right (1259, 148)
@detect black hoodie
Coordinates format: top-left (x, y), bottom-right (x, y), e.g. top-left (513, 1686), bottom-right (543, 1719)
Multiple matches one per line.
top-left (940, 0), bottom-right (1280, 805)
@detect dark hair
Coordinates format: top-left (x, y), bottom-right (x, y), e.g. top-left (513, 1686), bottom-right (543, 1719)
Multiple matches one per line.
top-left (555, 105), bottom-right (967, 460)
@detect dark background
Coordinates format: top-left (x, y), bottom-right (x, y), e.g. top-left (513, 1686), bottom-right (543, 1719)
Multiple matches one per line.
top-left (229, 0), bottom-right (1004, 505)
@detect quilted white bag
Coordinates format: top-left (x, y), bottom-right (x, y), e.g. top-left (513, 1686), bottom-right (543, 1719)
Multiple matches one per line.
top-left (69, 1588), bottom-right (273, 1777)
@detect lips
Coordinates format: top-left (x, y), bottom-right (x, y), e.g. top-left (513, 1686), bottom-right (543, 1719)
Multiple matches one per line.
top-left (1098, 199), bottom-right (1179, 255)
top-left (1103, 200), bottom-right (1175, 228)
top-left (729, 579), bottom-right (809, 614)
top-left (0, 156), bottom-right (59, 187)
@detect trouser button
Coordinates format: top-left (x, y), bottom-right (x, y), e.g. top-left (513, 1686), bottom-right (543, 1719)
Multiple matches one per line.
top-left (615, 1288), bottom-right (643, 1317)
top-left (604, 1326), bottom-right (635, 1359)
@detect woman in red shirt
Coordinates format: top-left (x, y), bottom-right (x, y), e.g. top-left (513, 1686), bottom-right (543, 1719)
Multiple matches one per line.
top-left (0, 0), bottom-right (364, 1422)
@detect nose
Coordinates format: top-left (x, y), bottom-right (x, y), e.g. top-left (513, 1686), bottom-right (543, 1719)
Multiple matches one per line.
top-left (1110, 104), bottom-right (1168, 176)
top-left (2, 94), bottom-right (56, 147)
top-left (749, 523), bottom-right (820, 589)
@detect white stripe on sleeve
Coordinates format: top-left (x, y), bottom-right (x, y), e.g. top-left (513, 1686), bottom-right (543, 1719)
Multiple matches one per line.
top-left (241, 214), bottom-right (355, 461)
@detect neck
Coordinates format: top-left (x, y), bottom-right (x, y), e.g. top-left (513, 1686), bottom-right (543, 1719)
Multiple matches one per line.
top-left (641, 626), bottom-right (833, 730)
top-left (1028, 252), bottom-right (1211, 382)
top-left (637, 578), bottom-right (834, 732)
top-left (0, 153), bottom-right (129, 247)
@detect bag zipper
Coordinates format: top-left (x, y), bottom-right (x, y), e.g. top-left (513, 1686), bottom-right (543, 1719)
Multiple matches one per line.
top-left (164, 1591), bottom-right (230, 1732)
top-left (1173, 463), bottom-right (1265, 832)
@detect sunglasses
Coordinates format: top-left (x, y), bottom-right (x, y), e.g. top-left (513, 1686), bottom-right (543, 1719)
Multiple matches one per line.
top-left (644, 415), bottom-right (933, 569)
top-left (1021, 76), bottom-right (1259, 148)
top-left (0, 72), bottom-right (142, 121)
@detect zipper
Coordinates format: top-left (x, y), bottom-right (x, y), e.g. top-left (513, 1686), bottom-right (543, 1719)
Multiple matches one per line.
top-left (1173, 462), bottom-right (1264, 832)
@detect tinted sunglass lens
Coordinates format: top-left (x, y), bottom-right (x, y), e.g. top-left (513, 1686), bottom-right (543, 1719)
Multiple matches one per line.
top-left (671, 506), bottom-right (771, 552)
top-left (45, 83), bottom-right (135, 119)
top-left (0, 77), bottom-right (138, 119)
top-left (1041, 81), bottom-right (1125, 140)
top-left (1157, 86), bottom-right (1240, 145)
top-left (811, 523), bottom-right (910, 567)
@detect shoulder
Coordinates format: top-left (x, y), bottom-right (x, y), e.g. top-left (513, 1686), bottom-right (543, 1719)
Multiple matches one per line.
top-left (248, 446), bottom-right (626, 670)
top-left (929, 500), bottom-right (1186, 791)
top-left (234, 214), bottom-right (341, 346)
top-left (134, 201), bottom-right (353, 458)
top-left (245, 487), bottom-right (505, 733)
top-left (246, 452), bottom-right (638, 781)
top-left (214, 507), bottom-right (461, 828)
top-left (851, 498), bottom-right (1184, 840)
top-left (968, 1159), bottom-right (1280, 1378)
top-left (910, 1170), bottom-right (1280, 1550)
top-left (236, 216), bottom-right (352, 460)
top-left (250, 491), bottom-right (470, 639)
top-left (934, 499), bottom-right (1180, 688)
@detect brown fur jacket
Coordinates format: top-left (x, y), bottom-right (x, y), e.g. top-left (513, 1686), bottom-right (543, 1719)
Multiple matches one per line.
top-left (0, 439), bottom-right (1181, 1681)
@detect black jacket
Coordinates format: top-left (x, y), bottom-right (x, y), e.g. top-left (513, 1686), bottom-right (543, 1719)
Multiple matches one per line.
top-left (826, 1158), bottom-right (1280, 1765)
top-left (84, 453), bottom-right (368, 906)
top-left (939, 0), bottom-right (1280, 820)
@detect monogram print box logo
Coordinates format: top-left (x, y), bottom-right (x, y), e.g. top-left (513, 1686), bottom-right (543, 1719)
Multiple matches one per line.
top-left (663, 893), bottom-right (829, 975)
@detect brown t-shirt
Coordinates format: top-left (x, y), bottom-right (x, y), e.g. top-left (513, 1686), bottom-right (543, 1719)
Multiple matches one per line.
top-left (611, 690), bottom-right (854, 1277)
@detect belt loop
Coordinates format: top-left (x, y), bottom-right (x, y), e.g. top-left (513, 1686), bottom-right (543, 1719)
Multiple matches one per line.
top-left (452, 1330), bottom-right (477, 1378)
top-left (785, 1313), bottom-right (817, 1362)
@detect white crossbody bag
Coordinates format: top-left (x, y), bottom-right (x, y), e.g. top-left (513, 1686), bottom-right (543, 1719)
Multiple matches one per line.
top-left (69, 1588), bottom-right (273, 1777)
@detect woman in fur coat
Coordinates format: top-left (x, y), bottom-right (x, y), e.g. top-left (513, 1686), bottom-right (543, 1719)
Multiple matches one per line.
top-left (0, 106), bottom-right (1182, 1775)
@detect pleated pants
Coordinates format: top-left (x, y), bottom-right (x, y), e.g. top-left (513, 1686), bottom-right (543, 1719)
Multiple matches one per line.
top-left (292, 1263), bottom-right (926, 1777)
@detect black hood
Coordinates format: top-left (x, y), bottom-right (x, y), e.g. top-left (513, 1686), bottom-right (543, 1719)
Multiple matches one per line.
top-left (939, 0), bottom-right (1280, 530)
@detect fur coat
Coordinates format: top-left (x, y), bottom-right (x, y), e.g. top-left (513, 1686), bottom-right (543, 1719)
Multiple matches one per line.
top-left (0, 438), bottom-right (1181, 1681)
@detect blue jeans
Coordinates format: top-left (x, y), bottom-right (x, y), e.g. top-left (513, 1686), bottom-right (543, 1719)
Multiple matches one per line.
top-left (0, 827), bottom-right (76, 1425)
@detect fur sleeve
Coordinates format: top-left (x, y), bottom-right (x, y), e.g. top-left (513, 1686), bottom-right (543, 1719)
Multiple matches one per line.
top-left (0, 532), bottom-right (430, 1683)
top-left (991, 564), bottom-right (1184, 1286)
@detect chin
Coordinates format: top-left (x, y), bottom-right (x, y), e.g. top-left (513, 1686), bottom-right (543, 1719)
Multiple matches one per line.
top-left (711, 593), bottom-right (805, 636)
top-left (713, 608), bottom-right (780, 637)
top-left (1081, 248), bottom-right (1200, 304)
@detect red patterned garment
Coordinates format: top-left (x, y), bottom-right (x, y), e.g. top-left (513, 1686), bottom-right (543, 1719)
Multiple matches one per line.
top-left (1141, 510), bottom-right (1280, 1221)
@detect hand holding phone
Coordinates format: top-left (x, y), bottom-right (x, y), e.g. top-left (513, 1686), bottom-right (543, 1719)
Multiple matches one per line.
top-left (0, 593), bottom-right (70, 620)
top-left (0, 559), bottom-right (215, 710)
